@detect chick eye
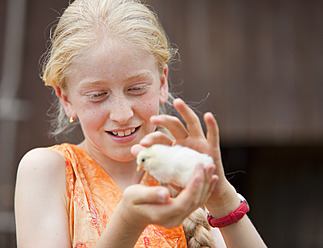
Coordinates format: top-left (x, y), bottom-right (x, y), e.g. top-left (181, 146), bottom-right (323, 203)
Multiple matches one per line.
top-left (141, 158), bottom-right (145, 163)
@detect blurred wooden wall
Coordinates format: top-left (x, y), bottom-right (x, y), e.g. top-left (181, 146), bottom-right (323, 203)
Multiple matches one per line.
top-left (0, 0), bottom-right (322, 247)
top-left (148, 0), bottom-right (323, 145)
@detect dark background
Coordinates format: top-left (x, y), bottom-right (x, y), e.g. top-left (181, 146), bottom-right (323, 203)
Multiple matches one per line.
top-left (0, 0), bottom-right (322, 247)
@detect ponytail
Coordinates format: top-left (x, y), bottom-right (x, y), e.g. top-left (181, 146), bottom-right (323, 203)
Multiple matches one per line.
top-left (163, 183), bottom-right (215, 248)
top-left (183, 207), bottom-right (215, 248)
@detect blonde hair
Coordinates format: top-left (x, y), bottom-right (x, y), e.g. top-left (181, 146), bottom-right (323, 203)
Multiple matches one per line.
top-left (42, 0), bottom-right (214, 246)
top-left (42, 0), bottom-right (176, 135)
top-left (183, 208), bottom-right (216, 248)
top-left (165, 183), bottom-right (215, 248)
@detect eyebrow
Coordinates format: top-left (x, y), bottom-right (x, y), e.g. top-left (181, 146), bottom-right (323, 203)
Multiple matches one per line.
top-left (78, 80), bottom-right (106, 90)
top-left (78, 70), bottom-right (155, 88)
top-left (125, 71), bottom-right (154, 82)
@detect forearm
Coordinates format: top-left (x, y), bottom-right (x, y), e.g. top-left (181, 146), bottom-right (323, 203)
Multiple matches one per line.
top-left (219, 215), bottom-right (267, 248)
top-left (206, 185), bottom-right (267, 248)
top-left (94, 203), bottom-right (146, 248)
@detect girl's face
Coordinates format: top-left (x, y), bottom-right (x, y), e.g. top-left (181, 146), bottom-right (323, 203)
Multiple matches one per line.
top-left (57, 39), bottom-right (168, 162)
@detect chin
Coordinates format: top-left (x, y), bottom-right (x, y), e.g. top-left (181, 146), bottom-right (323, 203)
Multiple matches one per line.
top-left (108, 149), bottom-right (136, 163)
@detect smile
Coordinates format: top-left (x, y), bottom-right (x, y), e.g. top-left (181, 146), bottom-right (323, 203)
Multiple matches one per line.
top-left (109, 128), bottom-right (137, 137)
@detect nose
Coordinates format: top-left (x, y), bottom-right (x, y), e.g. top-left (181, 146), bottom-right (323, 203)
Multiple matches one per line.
top-left (109, 95), bottom-right (134, 124)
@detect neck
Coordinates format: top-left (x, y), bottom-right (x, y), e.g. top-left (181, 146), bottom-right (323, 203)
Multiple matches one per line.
top-left (78, 141), bottom-right (144, 191)
top-left (103, 159), bottom-right (144, 191)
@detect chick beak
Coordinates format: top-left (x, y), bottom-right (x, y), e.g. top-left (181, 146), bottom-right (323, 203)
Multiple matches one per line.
top-left (137, 164), bottom-right (144, 172)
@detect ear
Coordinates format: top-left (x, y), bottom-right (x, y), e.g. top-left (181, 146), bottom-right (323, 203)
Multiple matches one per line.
top-left (159, 64), bottom-right (169, 104)
top-left (55, 86), bottom-right (77, 119)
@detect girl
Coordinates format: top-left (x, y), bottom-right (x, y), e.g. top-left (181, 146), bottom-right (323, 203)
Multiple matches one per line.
top-left (15, 0), bottom-right (266, 247)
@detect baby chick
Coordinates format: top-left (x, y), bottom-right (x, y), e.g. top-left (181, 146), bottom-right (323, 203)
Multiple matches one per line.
top-left (136, 144), bottom-right (214, 187)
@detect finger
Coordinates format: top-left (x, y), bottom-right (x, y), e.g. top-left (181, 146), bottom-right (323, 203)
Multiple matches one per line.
top-left (150, 115), bottom-right (189, 140)
top-left (204, 175), bottom-right (218, 201)
top-left (139, 131), bottom-right (173, 147)
top-left (124, 185), bottom-right (170, 205)
top-left (130, 144), bottom-right (144, 157)
top-left (175, 163), bottom-right (205, 209)
top-left (199, 164), bottom-right (216, 203)
top-left (204, 112), bottom-right (220, 147)
top-left (173, 98), bottom-right (204, 138)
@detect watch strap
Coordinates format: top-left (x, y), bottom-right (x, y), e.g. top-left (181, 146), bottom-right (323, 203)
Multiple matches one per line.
top-left (207, 196), bottom-right (250, 228)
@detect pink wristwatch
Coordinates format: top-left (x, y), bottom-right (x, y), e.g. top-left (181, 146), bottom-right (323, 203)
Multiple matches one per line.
top-left (207, 193), bottom-right (250, 228)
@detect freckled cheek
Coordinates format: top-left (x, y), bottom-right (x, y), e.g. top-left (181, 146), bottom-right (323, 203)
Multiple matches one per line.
top-left (137, 97), bottom-right (160, 120)
top-left (77, 107), bottom-right (107, 130)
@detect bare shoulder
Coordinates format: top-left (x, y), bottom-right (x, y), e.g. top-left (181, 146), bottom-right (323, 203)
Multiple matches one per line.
top-left (15, 148), bottom-right (70, 247)
top-left (16, 147), bottom-right (67, 203)
top-left (18, 147), bottom-right (65, 174)
top-left (16, 147), bottom-right (67, 202)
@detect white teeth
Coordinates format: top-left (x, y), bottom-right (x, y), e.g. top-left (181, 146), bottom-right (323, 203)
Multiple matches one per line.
top-left (111, 128), bottom-right (136, 137)
top-left (118, 131), bottom-right (125, 137)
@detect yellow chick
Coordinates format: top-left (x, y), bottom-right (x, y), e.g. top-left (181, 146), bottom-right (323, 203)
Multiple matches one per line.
top-left (136, 144), bottom-right (214, 187)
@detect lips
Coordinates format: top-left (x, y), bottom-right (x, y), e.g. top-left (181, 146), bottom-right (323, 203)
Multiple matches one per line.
top-left (107, 126), bottom-right (140, 143)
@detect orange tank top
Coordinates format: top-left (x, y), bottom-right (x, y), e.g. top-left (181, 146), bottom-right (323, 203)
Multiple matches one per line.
top-left (49, 143), bottom-right (187, 248)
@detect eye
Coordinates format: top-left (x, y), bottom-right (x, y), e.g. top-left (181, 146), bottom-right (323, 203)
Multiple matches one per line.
top-left (141, 158), bottom-right (145, 163)
top-left (128, 84), bottom-right (150, 95)
top-left (131, 86), bottom-right (145, 91)
top-left (87, 92), bottom-right (108, 101)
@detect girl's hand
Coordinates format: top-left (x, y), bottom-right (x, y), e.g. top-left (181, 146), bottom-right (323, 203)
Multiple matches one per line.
top-left (117, 161), bottom-right (216, 229)
top-left (132, 98), bottom-right (236, 210)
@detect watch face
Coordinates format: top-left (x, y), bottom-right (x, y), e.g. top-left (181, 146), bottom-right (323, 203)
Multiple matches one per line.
top-left (237, 193), bottom-right (250, 209)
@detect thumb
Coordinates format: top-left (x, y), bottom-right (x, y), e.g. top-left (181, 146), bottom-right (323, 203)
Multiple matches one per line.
top-left (125, 185), bottom-right (170, 204)
top-left (131, 144), bottom-right (144, 157)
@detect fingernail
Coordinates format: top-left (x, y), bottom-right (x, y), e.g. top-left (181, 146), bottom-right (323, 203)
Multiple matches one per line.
top-left (140, 138), bottom-right (149, 145)
top-left (209, 166), bottom-right (215, 175)
top-left (194, 177), bottom-right (201, 186)
top-left (150, 115), bottom-right (159, 122)
top-left (157, 189), bottom-right (168, 202)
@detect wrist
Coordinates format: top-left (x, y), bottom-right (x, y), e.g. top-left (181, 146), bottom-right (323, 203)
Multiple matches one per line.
top-left (206, 184), bottom-right (240, 218)
top-left (117, 199), bottom-right (148, 231)
top-left (97, 202), bottom-right (146, 247)
top-left (207, 193), bottom-right (250, 228)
